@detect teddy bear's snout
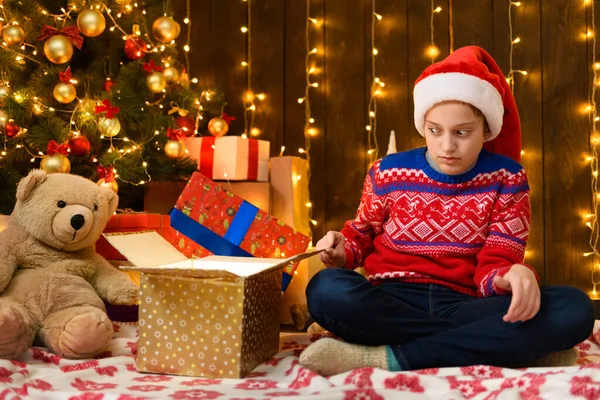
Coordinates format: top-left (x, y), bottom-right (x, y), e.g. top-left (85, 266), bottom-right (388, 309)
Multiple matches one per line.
top-left (70, 214), bottom-right (85, 231)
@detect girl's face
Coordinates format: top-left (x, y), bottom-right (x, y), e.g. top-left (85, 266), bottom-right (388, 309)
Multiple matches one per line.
top-left (424, 101), bottom-right (488, 175)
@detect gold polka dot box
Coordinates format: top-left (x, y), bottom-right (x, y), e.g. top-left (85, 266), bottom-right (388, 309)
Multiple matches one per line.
top-left (104, 231), bottom-right (285, 378)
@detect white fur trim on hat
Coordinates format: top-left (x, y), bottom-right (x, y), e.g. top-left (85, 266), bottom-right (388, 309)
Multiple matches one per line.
top-left (413, 72), bottom-right (504, 141)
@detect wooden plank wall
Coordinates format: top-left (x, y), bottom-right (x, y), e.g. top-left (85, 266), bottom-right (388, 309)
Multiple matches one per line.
top-left (180, 0), bottom-right (597, 293)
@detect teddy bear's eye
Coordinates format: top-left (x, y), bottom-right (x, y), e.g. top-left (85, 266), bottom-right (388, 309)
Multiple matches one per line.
top-left (57, 200), bottom-right (66, 208)
top-left (93, 204), bottom-right (98, 211)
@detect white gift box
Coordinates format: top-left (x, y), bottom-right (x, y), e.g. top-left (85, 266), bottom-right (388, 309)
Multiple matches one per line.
top-left (186, 136), bottom-right (270, 181)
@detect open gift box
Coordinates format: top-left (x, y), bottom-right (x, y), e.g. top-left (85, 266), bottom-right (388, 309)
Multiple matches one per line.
top-left (103, 230), bottom-right (316, 379)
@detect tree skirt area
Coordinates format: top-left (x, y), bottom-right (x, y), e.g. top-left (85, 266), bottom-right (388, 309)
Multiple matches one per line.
top-left (1, 321), bottom-right (600, 399)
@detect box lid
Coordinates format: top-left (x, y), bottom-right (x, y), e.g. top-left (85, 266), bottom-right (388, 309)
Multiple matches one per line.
top-left (102, 231), bottom-right (310, 278)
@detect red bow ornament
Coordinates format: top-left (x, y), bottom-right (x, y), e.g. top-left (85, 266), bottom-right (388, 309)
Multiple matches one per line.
top-left (37, 25), bottom-right (84, 50)
top-left (95, 99), bottom-right (120, 119)
top-left (97, 164), bottom-right (115, 182)
top-left (143, 60), bottom-right (163, 73)
top-left (166, 128), bottom-right (186, 141)
top-left (46, 140), bottom-right (69, 156)
top-left (221, 112), bottom-right (236, 125)
top-left (58, 67), bottom-right (73, 83)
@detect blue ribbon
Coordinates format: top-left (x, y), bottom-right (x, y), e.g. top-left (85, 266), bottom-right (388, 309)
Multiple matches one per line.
top-left (223, 201), bottom-right (258, 246)
top-left (170, 207), bottom-right (253, 257)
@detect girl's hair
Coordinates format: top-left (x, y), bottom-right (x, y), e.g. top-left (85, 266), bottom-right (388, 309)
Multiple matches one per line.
top-left (466, 103), bottom-right (491, 135)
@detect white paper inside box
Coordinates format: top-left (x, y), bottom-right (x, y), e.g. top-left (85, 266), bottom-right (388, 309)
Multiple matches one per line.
top-left (102, 231), bottom-right (283, 378)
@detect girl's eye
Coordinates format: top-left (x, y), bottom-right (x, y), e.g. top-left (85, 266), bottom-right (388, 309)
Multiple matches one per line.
top-left (428, 127), bottom-right (440, 134)
top-left (456, 130), bottom-right (469, 136)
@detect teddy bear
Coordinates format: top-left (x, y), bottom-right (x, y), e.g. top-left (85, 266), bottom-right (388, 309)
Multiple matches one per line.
top-left (0, 169), bottom-right (138, 360)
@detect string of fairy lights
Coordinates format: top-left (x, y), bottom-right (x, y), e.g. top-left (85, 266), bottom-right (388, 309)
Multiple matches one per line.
top-left (365, 0), bottom-right (382, 165)
top-left (581, 0), bottom-right (600, 297)
top-left (0, 1), bottom-right (202, 189)
top-left (240, 0), bottom-right (263, 138)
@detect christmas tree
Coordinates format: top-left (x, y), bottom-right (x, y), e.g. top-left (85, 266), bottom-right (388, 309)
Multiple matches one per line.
top-left (0, 0), bottom-right (226, 214)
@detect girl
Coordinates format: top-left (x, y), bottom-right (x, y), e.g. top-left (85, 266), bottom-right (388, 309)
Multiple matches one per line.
top-left (299, 46), bottom-right (595, 375)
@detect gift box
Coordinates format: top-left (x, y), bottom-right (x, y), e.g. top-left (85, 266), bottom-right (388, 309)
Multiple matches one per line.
top-left (186, 136), bottom-right (270, 181)
top-left (95, 213), bottom-right (172, 260)
top-left (145, 181), bottom-right (271, 215)
top-left (169, 172), bottom-right (310, 291)
top-left (103, 231), bottom-right (314, 378)
top-left (270, 156), bottom-right (311, 237)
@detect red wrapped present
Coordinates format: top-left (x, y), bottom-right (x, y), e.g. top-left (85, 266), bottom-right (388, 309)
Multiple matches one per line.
top-left (169, 172), bottom-right (310, 290)
top-left (96, 212), bottom-right (173, 260)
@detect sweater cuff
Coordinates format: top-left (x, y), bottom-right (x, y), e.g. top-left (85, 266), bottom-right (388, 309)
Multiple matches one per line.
top-left (480, 266), bottom-right (512, 297)
top-left (344, 242), bottom-right (357, 270)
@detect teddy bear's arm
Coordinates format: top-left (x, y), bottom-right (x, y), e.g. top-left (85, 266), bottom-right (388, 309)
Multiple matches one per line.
top-left (0, 227), bottom-right (27, 293)
top-left (89, 255), bottom-right (139, 306)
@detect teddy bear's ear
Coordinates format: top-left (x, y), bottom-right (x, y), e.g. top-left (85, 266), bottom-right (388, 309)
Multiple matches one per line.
top-left (16, 169), bottom-right (48, 202)
top-left (103, 188), bottom-right (119, 215)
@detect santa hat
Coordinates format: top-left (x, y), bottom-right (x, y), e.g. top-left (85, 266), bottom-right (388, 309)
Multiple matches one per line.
top-left (413, 46), bottom-right (522, 162)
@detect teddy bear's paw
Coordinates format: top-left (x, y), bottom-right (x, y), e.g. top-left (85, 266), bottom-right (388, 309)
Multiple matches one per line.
top-left (41, 307), bottom-right (113, 359)
top-left (0, 301), bottom-right (35, 358)
top-left (106, 281), bottom-right (139, 306)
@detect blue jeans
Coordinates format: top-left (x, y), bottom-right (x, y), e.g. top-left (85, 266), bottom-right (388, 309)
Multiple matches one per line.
top-left (306, 268), bottom-right (596, 370)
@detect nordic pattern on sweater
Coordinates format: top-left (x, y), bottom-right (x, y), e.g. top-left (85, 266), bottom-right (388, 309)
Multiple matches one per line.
top-left (340, 146), bottom-right (536, 297)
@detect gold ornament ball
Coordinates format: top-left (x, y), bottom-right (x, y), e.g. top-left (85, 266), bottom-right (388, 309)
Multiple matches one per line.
top-left (164, 140), bottom-right (186, 159)
top-left (44, 35), bottom-right (74, 64)
top-left (0, 85), bottom-right (11, 106)
top-left (41, 154), bottom-right (71, 174)
top-left (163, 66), bottom-right (180, 84)
top-left (97, 178), bottom-right (118, 193)
top-left (146, 71), bottom-right (167, 93)
top-left (77, 9), bottom-right (106, 38)
top-left (208, 117), bottom-right (229, 137)
top-left (3, 25), bottom-right (25, 46)
top-left (152, 16), bottom-right (181, 43)
top-left (53, 82), bottom-right (77, 104)
top-left (98, 117), bottom-right (121, 137)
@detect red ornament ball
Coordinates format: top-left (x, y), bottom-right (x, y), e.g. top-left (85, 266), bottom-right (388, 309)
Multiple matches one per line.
top-left (4, 119), bottom-right (19, 138)
top-left (124, 37), bottom-right (147, 61)
top-left (176, 115), bottom-right (196, 137)
top-left (69, 135), bottom-right (91, 157)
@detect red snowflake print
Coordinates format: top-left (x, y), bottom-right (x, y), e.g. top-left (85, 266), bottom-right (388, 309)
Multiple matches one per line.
top-left (579, 343), bottom-right (592, 351)
top-left (235, 379), bottom-right (278, 390)
top-left (9, 360), bottom-right (27, 369)
top-left (95, 366), bottom-right (119, 376)
top-left (17, 369), bottom-right (29, 377)
top-left (169, 389), bottom-right (222, 399)
top-left (461, 365), bottom-right (505, 379)
top-left (61, 360), bottom-right (100, 373)
top-left (69, 393), bottom-right (105, 400)
top-left (344, 368), bottom-right (374, 388)
top-left (265, 391), bottom-right (301, 397)
top-left (134, 375), bottom-right (173, 383)
top-left (112, 323), bottom-right (121, 332)
top-left (117, 396), bottom-right (151, 400)
top-left (447, 377), bottom-right (487, 399)
top-left (285, 360), bottom-right (299, 377)
top-left (95, 351), bottom-right (113, 359)
top-left (289, 368), bottom-right (319, 389)
top-left (0, 367), bottom-right (13, 383)
top-left (383, 373), bottom-right (425, 393)
top-left (14, 379), bottom-right (53, 396)
top-left (580, 363), bottom-right (600, 371)
top-left (126, 364), bottom-right (138, 372)
top-left (571, 376), bottom-right (600, 400)
top-left (72, 378), bottom-right (118, 391)
top-left (128, 385), bottom-right (168, 392)
top-left (415, 368), bottom-right (440, 375)
top-left (343, 388), bottom-right (385, 400)
top-left (180, 378), bottom-right (222, 386)
top-left (499, 374), bottom-right (546, 400)
top-left (32, 348), bottom-right (61, 365)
